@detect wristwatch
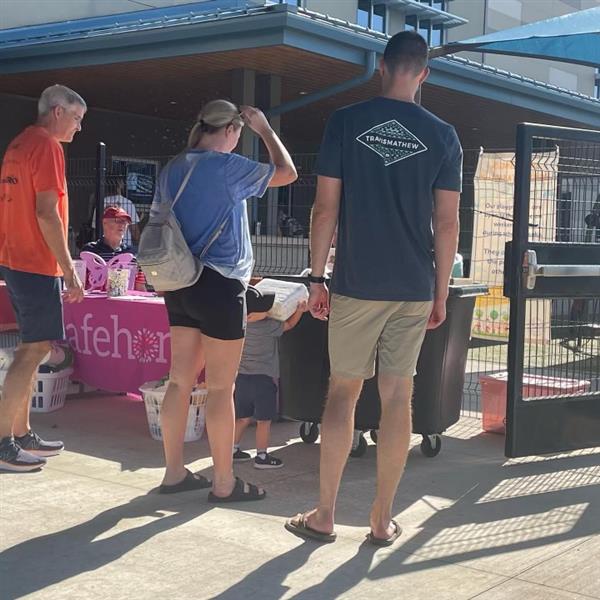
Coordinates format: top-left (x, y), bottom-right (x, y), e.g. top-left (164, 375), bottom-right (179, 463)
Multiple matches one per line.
top-left (308, 273), bottom-right (326, 284)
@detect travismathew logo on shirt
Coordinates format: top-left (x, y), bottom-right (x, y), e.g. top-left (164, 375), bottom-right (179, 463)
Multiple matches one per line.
top-left (356, 120), bottom-right (428, 166)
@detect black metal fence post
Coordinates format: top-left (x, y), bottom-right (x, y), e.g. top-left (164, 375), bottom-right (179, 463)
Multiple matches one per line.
top-left (95, 142), bottom-right (106, 238)
top-left (505, 124), bottom-right (532, 457)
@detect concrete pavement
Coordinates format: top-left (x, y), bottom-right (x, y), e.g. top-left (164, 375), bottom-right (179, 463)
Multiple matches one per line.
top-left (0, 392), bottom-right (598, 599)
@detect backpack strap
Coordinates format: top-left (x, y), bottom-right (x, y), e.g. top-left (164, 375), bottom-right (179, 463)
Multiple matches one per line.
top-left (160, 152), bottom-right (231, 261)
top-left (198, 217), bottom-right (229, 260)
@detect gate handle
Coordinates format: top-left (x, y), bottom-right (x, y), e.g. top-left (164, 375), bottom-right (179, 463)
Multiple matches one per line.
top-left (524, 250), bottom-right (600, 290)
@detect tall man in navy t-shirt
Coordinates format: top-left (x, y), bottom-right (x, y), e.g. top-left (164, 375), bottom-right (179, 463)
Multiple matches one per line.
top-left (286, 32), bottom-right (462, 545)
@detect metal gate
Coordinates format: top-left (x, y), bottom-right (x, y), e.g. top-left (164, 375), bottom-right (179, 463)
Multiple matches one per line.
top-left (504, 124), bottom-right (600, 457)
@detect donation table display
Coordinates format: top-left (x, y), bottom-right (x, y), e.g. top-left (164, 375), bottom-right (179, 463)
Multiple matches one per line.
top-left (63, 292), bottom-right (171, 395)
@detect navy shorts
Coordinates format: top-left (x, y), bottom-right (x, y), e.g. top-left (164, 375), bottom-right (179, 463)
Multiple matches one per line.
top-left (0, 266), bottom-right (64, 343)
top-left (234, 374), bottom-right (278, 421)
top-left (164, 266), bottom-right (246, 341)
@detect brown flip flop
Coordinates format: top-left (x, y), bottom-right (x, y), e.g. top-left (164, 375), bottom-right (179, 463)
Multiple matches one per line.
top-left (285, 513), bottom-right (337, 543)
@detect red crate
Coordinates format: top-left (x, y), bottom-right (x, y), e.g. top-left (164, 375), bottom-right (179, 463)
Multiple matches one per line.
top-left (479, 372), bottom-right (591, 434)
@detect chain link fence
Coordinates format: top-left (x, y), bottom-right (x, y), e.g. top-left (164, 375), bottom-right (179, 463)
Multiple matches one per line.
top-left (67, 145), bottom-right (599, 419)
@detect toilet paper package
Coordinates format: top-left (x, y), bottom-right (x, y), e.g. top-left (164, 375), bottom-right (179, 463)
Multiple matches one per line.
top-left (254, 278), bottom-right (309, 321)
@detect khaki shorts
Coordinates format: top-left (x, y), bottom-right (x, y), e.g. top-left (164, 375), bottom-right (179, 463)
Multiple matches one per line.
top-left (328, 294), bottom-right (433, 379)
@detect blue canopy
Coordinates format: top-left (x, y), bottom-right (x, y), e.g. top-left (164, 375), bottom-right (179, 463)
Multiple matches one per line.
top-left (430, 7), bottom-right (600, 68)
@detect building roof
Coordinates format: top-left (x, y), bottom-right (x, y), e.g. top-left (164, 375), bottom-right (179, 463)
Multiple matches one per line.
top-left (0, 0), bottom-right (598, 128)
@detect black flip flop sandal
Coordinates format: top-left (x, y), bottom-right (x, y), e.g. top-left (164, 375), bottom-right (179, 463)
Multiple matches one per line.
top-left (366, 519), bottom-right (402, 547)
top-left (208, 477), bottom-right (266, 503)
top-left (159, 469), bottom-right (212, 494)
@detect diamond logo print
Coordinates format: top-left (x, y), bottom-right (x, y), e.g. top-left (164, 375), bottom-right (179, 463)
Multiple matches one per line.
top-left (356, 120), bottom-right (428, 166)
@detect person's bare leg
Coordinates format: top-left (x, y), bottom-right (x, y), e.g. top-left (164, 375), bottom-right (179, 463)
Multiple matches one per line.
top-left (299, 376), bottom-right (363, 534)
top-left (203, 335), bottom-right (262, 498)
top-left (161, 327), bottom-right (204, 486)
top-left (0, 342), bottom-right (51, 439)
top-left (12, 371), bottom-right (38, 437)
top-left (255, 420), bottom-right (271, 450)
top-left (369, 374), bottom-right (413, 539)
top-left (234, 417), bottom-right (252, 446)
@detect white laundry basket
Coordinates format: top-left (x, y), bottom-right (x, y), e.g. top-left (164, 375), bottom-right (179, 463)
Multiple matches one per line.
top-left (140, 381), bottom-right (207, 442)
top-left (0, 368), bottom-right (73, 413)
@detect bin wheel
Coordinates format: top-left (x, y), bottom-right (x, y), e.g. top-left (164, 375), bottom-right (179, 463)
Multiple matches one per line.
top-left (350, 432), bottom-right (368, 458)
top-left (420, 434), bottom-right (442, 458)
top-left (300, 422), bottom-right (319, 444)
top-left (370, 430), bottom-right (378, 444)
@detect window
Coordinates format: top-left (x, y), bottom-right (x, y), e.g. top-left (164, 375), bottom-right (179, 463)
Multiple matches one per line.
top-left (411, 0), bottom-right (447, 44)
top-left (418, 19), bottom-right (431, 44)
top-left (419, 0), bottom-right (446, 9)
top-left (357, 0), bottom-right (386, 33)
top-left (405, 15), bottom-right (417, 30)
top-left (373, 2), bottom-right (386, 33)
top-left (431, 23), bottom-right (443, 46)
top-left (405, 16), bottom-right (444, 45)
top-left (595, 69), bottom-right (600, 100)
top-left (357, 0), bottom-right (370, 28)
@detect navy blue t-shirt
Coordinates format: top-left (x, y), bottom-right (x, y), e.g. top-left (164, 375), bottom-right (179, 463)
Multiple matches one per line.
top-left (316, 97), bottom-right (462, 301)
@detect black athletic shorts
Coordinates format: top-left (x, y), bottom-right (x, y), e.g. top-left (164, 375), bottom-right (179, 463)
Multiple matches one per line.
top-left (0, 266), bottom-right (64, 343)
top-left (164, 266), bottom-right (246, 340)
top-left (234, 374), bottom-right (278, 421)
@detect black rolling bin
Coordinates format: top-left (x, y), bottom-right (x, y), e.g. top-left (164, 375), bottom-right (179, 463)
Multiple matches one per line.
top-left (279, 279), bottom-right (487, 457)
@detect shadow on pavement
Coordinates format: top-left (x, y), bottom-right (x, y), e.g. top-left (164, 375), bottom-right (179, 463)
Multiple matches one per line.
top-left (215, 439), bottom-right (600, 599)
top-left (0, 492), bottom-right (207, 600)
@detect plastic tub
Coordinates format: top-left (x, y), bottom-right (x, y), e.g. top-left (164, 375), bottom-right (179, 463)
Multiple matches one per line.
top-left (480, 372), bottom-right (591, 434)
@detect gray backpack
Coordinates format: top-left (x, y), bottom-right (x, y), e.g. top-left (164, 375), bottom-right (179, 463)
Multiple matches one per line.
top-left (137, 155), bottom-right (228, 292)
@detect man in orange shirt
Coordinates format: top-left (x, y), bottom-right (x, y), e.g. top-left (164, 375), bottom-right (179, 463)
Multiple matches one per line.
top-left (0, 84), bottom-right (86, 472)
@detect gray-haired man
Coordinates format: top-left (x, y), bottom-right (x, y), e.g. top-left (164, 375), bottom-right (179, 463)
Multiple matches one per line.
top-left (0, 84), bottom-right (86, 472)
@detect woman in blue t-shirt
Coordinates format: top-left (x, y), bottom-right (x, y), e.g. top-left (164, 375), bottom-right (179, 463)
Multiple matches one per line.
top-left (156, 99), bottom-right (297, 501)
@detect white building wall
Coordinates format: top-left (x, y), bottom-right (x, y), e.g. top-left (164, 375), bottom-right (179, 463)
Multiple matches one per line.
top-left (386, 9), bottom-right (405, 34)
top-left (304, 0), bottom-right (358, 21)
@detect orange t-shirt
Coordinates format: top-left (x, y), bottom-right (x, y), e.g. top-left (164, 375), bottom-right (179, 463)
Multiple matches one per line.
top-left (0, 126), bottom-right (68, 277)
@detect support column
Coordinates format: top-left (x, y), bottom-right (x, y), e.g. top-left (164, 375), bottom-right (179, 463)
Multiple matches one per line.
top-left (232, 68), bottom-right (256, 159)
top-left (256, 73), bottom-right (283, 235)
top-left (232, 68), bottom-right (257, 227)
top-left (264, 75), bottom-right (282, 236)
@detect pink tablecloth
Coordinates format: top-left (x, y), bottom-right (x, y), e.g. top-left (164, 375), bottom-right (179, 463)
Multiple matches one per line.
top-left (64, 292), bottom-right (171, 394)
top-left (0, 282), bottom-right (18, 331)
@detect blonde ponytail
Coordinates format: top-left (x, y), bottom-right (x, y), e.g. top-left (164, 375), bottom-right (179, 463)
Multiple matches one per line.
top-left (187, 99), bottom-right (244, 149)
